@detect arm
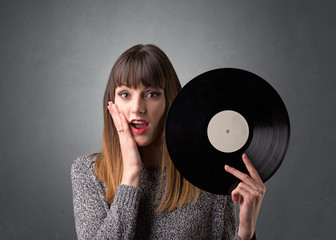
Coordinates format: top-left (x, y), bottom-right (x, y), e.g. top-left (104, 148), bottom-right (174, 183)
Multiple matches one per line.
top-left (225, 154), bottom-right (265, 240)
top-left (71, 102), bottom-right (143, 239)
top-left (216, 195), bottom-right (252, 240)
top-left (71, 157), bottom-right (141, 240)
top-left (108, 102), bottom-right (142, 187)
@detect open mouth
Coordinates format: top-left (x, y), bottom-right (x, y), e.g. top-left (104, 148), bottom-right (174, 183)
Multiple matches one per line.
top-left (131, 120), bottom-right (149, 129)
top-left (130, 119), bottom-right (149, 135)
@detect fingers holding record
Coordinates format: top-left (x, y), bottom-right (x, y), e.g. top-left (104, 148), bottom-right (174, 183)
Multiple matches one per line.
top-left (224, 164), bottom-right (256, 190)
top-left (241, 154), bottom-right (263, 184)
top-left (225, 154), bottom-right (266, 195)
top-left (224, 155), bottom-right (258, 189)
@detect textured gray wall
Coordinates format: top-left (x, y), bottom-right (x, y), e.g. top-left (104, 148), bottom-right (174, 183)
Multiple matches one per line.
top-left (1, 0), bottom-right (335, 239)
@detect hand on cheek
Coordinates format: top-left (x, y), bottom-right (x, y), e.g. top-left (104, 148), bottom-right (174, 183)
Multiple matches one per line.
top-left (107, 101), bottom-right (142, 187)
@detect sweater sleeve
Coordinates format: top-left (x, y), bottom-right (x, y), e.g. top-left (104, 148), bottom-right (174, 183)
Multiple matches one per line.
top-left (222, 196), bottom-right (240, 240)
top-left (71, 156), bottom-right (140, 240)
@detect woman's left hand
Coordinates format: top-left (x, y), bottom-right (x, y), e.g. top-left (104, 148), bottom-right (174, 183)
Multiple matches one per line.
top-left (224, 153), bottom-right (266, 240)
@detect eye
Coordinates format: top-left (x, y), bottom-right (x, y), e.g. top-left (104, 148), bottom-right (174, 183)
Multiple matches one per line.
top-left (146, 91), bottom-right (161, 98)
top-left (118, 91), bottom-right (129, 98)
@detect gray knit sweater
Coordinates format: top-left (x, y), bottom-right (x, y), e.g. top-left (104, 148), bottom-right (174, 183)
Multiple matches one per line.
top-left (71, 155), bottom-right (245, 240)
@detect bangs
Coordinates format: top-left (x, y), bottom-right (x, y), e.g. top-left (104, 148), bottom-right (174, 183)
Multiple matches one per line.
top-left (114, 52), bottom-right (166, 90)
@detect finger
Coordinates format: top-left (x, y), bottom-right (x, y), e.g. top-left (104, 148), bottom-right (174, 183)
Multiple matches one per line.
top-left (242, 154), bottom-right (263, 184)
top-left (119, 112), bottom-right (132, 135)
top-left (111, 103), bottom-right (124, 131)
top-left (224, 164), bottom-right (257, 188)
top-left (231, 187), bottom-right (240, 203)
top-left (107, 102), bottom-right (123, 132)
top-left (112, 104), bottom-right (133, 139)
top-left (231, 182), bottom-right (252, 203)
top-left (233, 182), bottom-right (265, 209)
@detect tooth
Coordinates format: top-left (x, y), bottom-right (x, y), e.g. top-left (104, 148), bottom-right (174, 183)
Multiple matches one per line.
top-left (133, 120), bottom-right (145, 124)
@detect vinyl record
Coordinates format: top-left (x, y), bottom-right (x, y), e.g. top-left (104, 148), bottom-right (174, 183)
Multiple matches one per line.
top-left (165, 68), bottom-right (290, 195)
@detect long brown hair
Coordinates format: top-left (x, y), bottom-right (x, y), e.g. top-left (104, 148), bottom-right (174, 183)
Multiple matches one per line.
top-left (94, 44), bottom-right (199, 211)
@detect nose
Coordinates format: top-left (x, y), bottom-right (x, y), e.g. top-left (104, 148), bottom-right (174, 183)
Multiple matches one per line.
top-left (131, 94), bottom-right (146, 115)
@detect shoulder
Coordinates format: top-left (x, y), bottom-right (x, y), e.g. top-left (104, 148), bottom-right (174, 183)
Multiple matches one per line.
top-left (71, 153), bottom-right (98, 178)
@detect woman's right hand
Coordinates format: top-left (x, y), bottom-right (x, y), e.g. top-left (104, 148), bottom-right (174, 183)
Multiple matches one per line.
top-left (107, 101), bottom-right (142, 187)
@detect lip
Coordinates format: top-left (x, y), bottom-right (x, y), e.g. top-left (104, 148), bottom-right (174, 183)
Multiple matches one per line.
top-left (130, 119), bottom-right (149, 135)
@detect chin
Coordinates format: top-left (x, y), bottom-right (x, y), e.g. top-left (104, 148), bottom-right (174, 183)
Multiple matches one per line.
top-left (134, 138), bottom-right (151, 147)
top-left (136, 142), bottom-right (152, 148)
top-left (135, 137), bottom-right (160, 148)
top-left (134, 133), bottom-right (161, 148)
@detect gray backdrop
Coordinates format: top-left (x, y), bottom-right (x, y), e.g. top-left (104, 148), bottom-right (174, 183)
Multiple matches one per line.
top-left (1, 0), bottom-right (335, 239)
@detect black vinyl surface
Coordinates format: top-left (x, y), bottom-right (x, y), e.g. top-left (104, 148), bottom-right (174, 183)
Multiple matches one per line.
top-left (166, 68), bottom-right (290, 195)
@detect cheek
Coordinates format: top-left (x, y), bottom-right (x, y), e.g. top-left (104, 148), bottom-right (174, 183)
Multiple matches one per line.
top-left (154, 100), bottom-right (166, 122)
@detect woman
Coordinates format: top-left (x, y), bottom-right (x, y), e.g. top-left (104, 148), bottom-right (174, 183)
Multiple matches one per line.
top-left (71, 44), bottom-right (265, 239)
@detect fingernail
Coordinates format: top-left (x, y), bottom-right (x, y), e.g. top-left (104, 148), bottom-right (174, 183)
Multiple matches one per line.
top-left (112, 104), bottom-right (116, 110)
top-left (225, 165), bottom-right (231, 170)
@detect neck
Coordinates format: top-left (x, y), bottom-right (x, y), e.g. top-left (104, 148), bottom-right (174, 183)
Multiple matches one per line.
top-left (138, 138), bottom-right (162, 167)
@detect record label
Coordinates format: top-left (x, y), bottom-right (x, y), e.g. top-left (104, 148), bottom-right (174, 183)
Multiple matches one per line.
top-left (207, 110), bottom-right (249, 153)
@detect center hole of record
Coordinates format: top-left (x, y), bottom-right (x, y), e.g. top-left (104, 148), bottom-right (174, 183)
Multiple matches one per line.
top-left (207, 110), bottom-right (249, 153)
